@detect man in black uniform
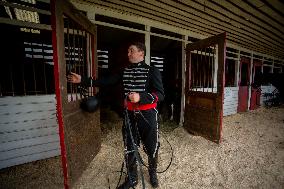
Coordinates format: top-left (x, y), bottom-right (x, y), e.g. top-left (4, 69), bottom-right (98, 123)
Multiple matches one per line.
top-left (68, 42), bottom-right (164, 188)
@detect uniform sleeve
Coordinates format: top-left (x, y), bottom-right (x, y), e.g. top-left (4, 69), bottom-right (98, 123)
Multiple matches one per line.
top-left (81, 73), bottom-right (121, 87)
top-left (139, 67), bottom-right (165, 104)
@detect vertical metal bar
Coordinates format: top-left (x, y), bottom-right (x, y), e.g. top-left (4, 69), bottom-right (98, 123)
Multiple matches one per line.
top-left (213, 45), bottom-right (217, 93)
top-left (198, 50), bottom-right (201, 91)
top-left (82, 31), bottom-right (86, 79)
top-left (206, 48), bottom-right (209, 89)
top-left (89, 33), bottom-right (93, 97)
top-left (72, 21), bottom-right (78, 100)
top-left (78, 29), bottom-right (82, 98)
top-left (92, 34), bottom-right (97, 95)
top-left (211, 46), bottom-right (214, 93)
top-left (67, 18), bottom-right (73, 101)
top-left (77, 28), bottom-right (83, 75)
top-left (75, 26), bottom-right (80, 99)
top-left (77, 28), bottom-right (81, 76)
top-left (192, 52), bottom-right (196, 90)
top-left (201, 49), bottom-right (204, 92)
top-left (86, 32), bottom-right (90, 77)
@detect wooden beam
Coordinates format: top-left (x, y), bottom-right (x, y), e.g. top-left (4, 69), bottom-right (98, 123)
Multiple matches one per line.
top-left (229, 0), bottom-right (284, 33)
top-left (139, 0), bottom-right (283, 51)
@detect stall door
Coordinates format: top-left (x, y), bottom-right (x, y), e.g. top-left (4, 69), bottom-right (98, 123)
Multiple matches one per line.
top-left (250, 60), bottom-right (262, 110)
top-left (51, 0), bottom-right (100, 188)
top-left (184, 33), bottom-right (226, 144)
top-left (237, 57), bottom-right (250, 112)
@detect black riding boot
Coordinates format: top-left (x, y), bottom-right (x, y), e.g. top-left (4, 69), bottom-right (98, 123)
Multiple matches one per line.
top-left (118, 164), bottom-right (138, 189)
top-left (148, 156), bottom-right (158, 188)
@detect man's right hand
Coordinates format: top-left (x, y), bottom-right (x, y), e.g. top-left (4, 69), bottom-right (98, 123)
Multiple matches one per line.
top-left (67, 72), bottom-right (81, 83)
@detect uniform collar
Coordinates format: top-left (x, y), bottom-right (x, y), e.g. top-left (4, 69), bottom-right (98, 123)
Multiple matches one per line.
top-left (129, 61), bottom-right (145, 68)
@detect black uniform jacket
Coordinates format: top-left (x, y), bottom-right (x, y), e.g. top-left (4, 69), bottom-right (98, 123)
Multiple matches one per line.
top-left (81, 61), bottom-right (164, 106)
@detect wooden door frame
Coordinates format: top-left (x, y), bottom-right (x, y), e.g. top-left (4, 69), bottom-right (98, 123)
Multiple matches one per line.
top-left (51, 0), bottom-right (98, 188)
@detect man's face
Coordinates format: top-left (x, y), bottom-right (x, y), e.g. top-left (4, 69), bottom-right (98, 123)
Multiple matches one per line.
top-left (128, 45), bottom-right (144, 63)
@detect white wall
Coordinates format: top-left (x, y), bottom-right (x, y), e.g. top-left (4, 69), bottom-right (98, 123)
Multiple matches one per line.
top-left (0, 95), bottom-right (60, 169)
top-left (223, 87), bottom-right (239, 116)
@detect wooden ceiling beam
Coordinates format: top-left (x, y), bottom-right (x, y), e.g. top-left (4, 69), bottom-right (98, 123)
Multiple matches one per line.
top-left (80, 0), bottom-right (284, 58)
top-left (262, 0), bottom-right (284, 19)
top-left (248, 0), bottom-right (284, 25)
top-left (144, 0), bottom-right (283, 54)
top-left (159, 0), bottom-right (283, 56)
top-left (227, 35), bottom-right (283, 58)
top-left (88, 0), bottom-right (216, 36)
top-left (226, 0), bottom-right (284, 36)
top-left (161, 0), bottom-right (284, 50)
top-left (208, 0), bottom-right (284, 42)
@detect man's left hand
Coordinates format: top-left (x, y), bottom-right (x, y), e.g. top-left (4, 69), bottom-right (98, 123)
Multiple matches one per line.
top-left (128, 92), bottom-right (140, 103)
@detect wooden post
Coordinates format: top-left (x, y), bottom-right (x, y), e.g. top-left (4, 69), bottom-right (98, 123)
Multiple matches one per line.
top-left (179, 35), bottom-right (188, 126)
top-left (145, 25), bottom-right (150, 65)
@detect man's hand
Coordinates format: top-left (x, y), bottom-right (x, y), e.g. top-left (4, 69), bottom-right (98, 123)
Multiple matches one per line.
top-left (67, 72), bottom-right (81, 83)
top-left (128, 92), bottom-right (140, 103)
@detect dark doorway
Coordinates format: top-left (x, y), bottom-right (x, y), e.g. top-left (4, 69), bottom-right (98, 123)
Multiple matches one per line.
top-left (97, 25), bottom-right (145, 120)
top-left (150, 36), bottom-right (182, 123)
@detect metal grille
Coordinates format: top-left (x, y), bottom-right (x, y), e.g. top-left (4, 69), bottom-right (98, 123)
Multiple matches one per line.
top-left (189, 46), bottom-right (217, 93)
top-left (63, 15), bottom-right (95, 102)
top-left (0, 0), bottom-right (53, 96)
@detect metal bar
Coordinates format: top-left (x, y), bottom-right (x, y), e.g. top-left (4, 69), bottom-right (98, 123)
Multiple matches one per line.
top-left (206, 48), bottom-right (210, 88)
top-left (81, 30), bottom-right (85, 80)
top-left (77, 28), bottom-right (81, 76)
top-left (67, 17), bottom-right (73, 101)
top-left (211, 46), bottom-right (214, 93)
top-left (91, 33), bottom-right (95, 96)
top-left (201, 48), bottom-right (204, 92)
top-left (72, 20), bottom-right (78, 101)
top-left (75, 26), bottom-right (81, 99)
top-left (192, 53), bottom-right (194, 91)
top-left (198, 50), bottom-right (201, 90)
top-left (88, 32), bottom-right (92, 94)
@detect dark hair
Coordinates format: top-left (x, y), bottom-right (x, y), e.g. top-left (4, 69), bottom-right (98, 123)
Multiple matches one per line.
top-left (130, 42), bottom-right (146, 56)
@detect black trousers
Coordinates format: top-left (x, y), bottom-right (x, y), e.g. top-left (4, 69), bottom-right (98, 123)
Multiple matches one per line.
top-left (123, 108), bottom-right (159, 175)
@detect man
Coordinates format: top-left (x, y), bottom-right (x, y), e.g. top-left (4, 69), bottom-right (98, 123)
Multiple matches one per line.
top-left (68, 42), bottom-right (164, 188)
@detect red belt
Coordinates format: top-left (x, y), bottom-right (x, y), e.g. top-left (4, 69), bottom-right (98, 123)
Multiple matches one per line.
top-left (126, 101), bottom-right (157, 111)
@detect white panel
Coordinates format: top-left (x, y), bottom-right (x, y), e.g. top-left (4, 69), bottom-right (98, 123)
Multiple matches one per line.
top-left (0, 141), bottom-right (60, 161)
top-left (0, 134), bottom-right (59, 152)
top-left (223, 87), bottom-right (239, 116)
top-left (0, 126), bottom-right (58, 143)
top-left (0, 149), bottom-right (60, 169)
top-left (0, 118), bottom-right (57, 133)
top-left (0, 95), bottom-right (59, 169)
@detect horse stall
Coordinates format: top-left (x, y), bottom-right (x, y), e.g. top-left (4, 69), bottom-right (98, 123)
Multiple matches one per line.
top-left (0, 0), bottom-right (101, 188)
top-left (0, 0), bottom-right (59, 169)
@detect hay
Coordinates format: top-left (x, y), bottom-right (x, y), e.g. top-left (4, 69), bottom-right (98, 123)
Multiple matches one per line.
top-left (1, 107), bottom-right (284, 189)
